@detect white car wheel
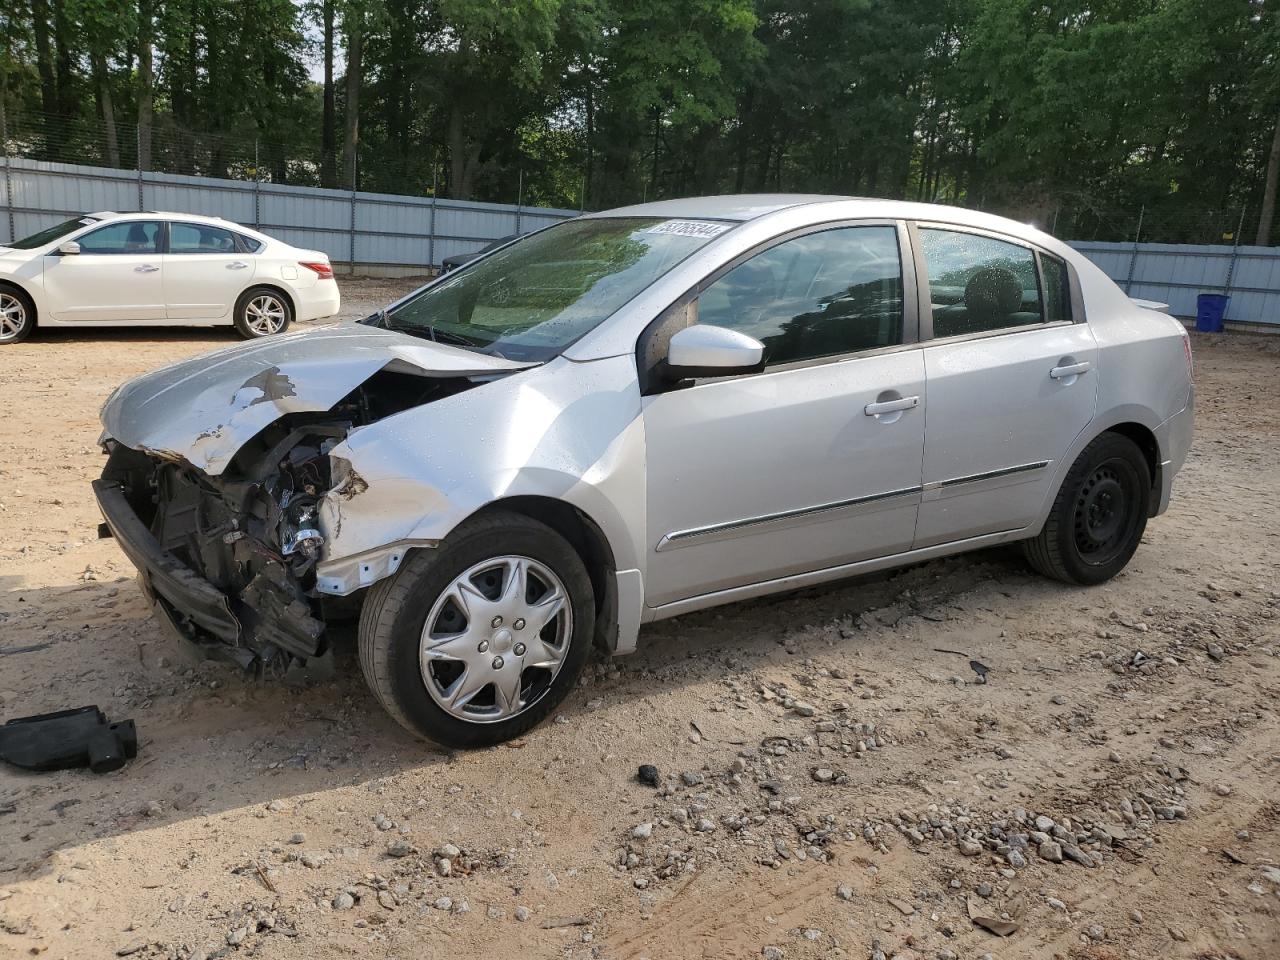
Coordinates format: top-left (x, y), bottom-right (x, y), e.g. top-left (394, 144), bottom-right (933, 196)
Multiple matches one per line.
top-left (0, 290), bottom-right (34, 344)
top-left (235, 288), bottom-right (292, 338)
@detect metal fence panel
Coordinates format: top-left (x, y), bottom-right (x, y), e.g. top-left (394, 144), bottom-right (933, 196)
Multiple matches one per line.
top-left (1069, 240), bottom-right (1280, 326)
top-left (2, 157), bottom-right (577, 276)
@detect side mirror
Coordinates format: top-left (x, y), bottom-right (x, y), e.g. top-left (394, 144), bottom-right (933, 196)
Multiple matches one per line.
top-left (663, 324), bottom-right (765, 381)
top-left (58, 240), bottom-right (81, 255)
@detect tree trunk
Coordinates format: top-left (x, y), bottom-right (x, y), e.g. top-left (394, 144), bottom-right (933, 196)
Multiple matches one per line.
top-left (91, 52), bottom-right (120, 167)
top-left (734, 87), bottom-right (753, 193)
top-left (447, 107), bottom-right (480, 200)
top-left (137, 0), bottom-right (154, 171)
top-left (583, 82), bottom-right (594, 207)
top-left (30, 0), bottom-right (58, 155)
top-left (321, 0), bottom-right (336, 187)
top-left (342, 7), bottom-right (363, 190)
top-left (1256, 109), bottom-right (1280, 247)
top-left (52, 0), bottom-right (74, 118)
top-left (649, 107), bottom-right (661, 197)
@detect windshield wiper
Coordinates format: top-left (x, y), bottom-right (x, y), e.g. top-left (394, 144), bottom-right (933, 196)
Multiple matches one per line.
top-left (372, 311), bottom-right (482, 349)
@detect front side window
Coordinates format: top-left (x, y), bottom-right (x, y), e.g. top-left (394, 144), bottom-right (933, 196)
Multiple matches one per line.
top-left (170, 222), bottom-right (237, 254)
top-left (76, 220), bottom-right (162, 255)
top-left (10, 216), bottom-right (100, 250)
top-left (920, 228), bottom-right (1043, 337)
top-left (380, 217), bottom-right (730, 362)
top-left (695, 225), bottom-right (904, 365)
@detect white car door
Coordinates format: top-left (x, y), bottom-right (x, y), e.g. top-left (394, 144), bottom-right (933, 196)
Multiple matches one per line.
top-left (164, 221), bottom-right (256, 320)
top-left (42, 220), bottom-right (165, 321)
top-left (642, 223), bottom-right (927, 608)
top-left (911, 225), bottom-right (1098, 548)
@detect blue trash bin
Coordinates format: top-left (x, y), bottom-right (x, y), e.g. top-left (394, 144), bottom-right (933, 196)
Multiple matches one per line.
top-left (1195, 293), bottom-right (1229, 333)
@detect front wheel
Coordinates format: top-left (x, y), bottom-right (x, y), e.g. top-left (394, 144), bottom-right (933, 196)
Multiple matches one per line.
top-left (0, 287), bottom-right (36, 344)
top-left (234, 287), bottom-right (293, 338)
top-left (357, 511), bottom-right (595, 748)
top-left (1022, 432), bottom-right (1152, 585)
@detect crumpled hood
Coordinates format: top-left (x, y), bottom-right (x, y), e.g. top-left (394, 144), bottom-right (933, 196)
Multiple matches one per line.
top-left (101, 323), bottom-right (536, 475)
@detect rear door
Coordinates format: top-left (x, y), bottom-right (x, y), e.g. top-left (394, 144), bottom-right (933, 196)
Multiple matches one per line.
top-left (42, 219), bottom-right (165, 321)
top-left (911, 224), bottom-right (1097, 547)
top-left (163, 221), bottom-right (256, 320)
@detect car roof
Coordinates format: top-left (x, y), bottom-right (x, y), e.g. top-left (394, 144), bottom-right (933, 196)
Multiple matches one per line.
top-left (580, 195), bottom-right (1052, 239)
top-left (85, 210), bottom-right (257, 230)
top-left (583, 194), bottom-right (855, 222)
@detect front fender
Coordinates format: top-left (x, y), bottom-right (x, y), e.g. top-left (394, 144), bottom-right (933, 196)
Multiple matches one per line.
top-left (313, 355), bottom-right (647, 596)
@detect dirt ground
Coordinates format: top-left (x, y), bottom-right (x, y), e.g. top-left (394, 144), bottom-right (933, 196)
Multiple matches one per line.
top-left (1, 278), bottom-right (1277, 960)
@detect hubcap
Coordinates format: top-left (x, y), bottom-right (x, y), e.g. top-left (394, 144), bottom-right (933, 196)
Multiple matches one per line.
top-left (244, 295), bottom-right (287, 336)
top-left (0, 293), bottom-right (27, 341)
top-left (1073, 462), bottom-right (1135, 562)
top-left (419, 556), bottom-right (571, 723)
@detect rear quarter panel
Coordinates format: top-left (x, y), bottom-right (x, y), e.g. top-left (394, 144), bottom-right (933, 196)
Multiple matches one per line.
top-left (1028, 254), bottom-right (1192, 529)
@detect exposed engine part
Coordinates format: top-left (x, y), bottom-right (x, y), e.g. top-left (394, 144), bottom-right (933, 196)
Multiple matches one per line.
top-left (98, 369), bottom-right (488, 673)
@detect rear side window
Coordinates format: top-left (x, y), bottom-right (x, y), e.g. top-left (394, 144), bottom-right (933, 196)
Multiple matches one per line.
top-left (76, 220), bottom-right (162, 255)
top-left (1040, 253), bottom-right (1072, 323)
top-left (170, 222), bottom-right (238, 254)
top-left (919, 228), bottom-right (1043, 337)
top-left (695, 225), bottom-right (904, 365)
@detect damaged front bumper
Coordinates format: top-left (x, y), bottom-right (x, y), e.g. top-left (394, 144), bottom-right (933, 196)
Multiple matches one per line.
top-left (94, 441), bottom-right (330, 671)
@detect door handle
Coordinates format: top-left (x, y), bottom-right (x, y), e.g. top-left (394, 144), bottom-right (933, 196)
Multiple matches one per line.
top-left (228, 261), bottom-right (249, 269)
top-left (1050, 361), bottom-right (1091, 379)
top-left (134, 264), bottom-right (159, 273)
top-left (864, 395), bottom-right (920, 417)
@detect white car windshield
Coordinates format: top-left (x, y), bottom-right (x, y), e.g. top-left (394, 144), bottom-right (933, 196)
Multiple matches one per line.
top-left (9, 215), bottom-right (101, 250)
top-left (376, 217), bottom-right (732, 361)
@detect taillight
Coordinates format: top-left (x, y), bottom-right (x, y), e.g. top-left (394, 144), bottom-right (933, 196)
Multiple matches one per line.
top-left (1182, 332), bottom-right (1194, 382)
top-left (300, 260), bottom-right (334, 279)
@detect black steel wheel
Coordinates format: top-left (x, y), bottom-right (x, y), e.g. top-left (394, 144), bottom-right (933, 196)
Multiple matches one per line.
top-left (1023, 432), bottom-right (1151, 585)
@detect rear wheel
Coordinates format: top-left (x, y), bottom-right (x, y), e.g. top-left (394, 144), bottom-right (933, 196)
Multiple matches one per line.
top-left (234, 287), bottom-right (292, 338)
top-left (1023, 432), bottom-right (1151, 585)
top-left (0, 287), bottom-right (36, 344)
top-left (357, 511), bottom-right (595, 748)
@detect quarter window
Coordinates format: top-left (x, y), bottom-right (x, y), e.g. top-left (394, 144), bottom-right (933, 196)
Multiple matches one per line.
top-left (1040, 252), bottom-right (1072, 323)
top-left (169, 222), bottom-right (238, 254)
top-left (919, 229), bottom-right (1043, 337)
top-left (76, 220), bottom-right (162, 255)
top-left (695, 225), bottom-right (904, 365)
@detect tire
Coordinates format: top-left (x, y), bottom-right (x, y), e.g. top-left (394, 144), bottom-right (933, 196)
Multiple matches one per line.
top-left (1022, 432), bottom-right (1152, 585)
top-left (357, 511), bottom-right (595, 748)
top-left (233, 287), bottom-right (293, 338)
top-left (0, 286), bottom-right (36, 344)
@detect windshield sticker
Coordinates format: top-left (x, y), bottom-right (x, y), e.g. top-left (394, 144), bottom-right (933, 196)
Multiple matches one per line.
top-left (645, 220), bottom-right (731, 239)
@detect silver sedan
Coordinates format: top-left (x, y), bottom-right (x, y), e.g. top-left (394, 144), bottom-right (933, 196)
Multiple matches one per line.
top-left (94, 196), bottom-right (1195, 747)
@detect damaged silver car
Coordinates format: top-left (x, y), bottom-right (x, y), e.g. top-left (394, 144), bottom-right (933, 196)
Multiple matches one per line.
top-left (95, 196), bottom-right (1194, 747)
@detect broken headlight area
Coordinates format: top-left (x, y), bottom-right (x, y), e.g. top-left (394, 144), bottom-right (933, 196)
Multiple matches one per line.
top-left (99, 368), bottom-right (480, 673)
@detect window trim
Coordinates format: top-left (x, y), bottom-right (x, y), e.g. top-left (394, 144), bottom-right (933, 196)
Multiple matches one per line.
top-left (907, 219), bottom-right (1086, 344)
top-left (166, 220), bottom-right (249, 256)
top-left (635, 218), bottom-right (919, 394)
top-left (71, 218), bottom-right (165, 256)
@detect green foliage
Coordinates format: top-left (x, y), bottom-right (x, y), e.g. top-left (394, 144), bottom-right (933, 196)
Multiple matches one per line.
top-left (0, 0), bottom-right (1275, 240)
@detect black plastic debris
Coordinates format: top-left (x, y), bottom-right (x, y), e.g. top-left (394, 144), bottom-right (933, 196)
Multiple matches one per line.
top-left (636, 764), bottom-right (661, 787)
top-left (0, 705), bottom-right (138, 774)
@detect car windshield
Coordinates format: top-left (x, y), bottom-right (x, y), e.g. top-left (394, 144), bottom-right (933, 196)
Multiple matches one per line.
top-left (8, 215), bottom-right (100, 250)
top-left (377, 216), bottom-right (732, 361)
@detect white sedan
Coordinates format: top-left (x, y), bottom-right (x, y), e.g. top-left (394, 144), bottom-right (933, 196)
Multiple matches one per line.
top-left (95, 195), bottom-right (1194, 748)
top-left (0, 211), bottom-right (340, 343)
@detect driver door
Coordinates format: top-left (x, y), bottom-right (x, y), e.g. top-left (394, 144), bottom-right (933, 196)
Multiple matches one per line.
top-left (42, 219), bottom-right (166, 321)
top-left (640, 223), bottom-right (927, 608)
